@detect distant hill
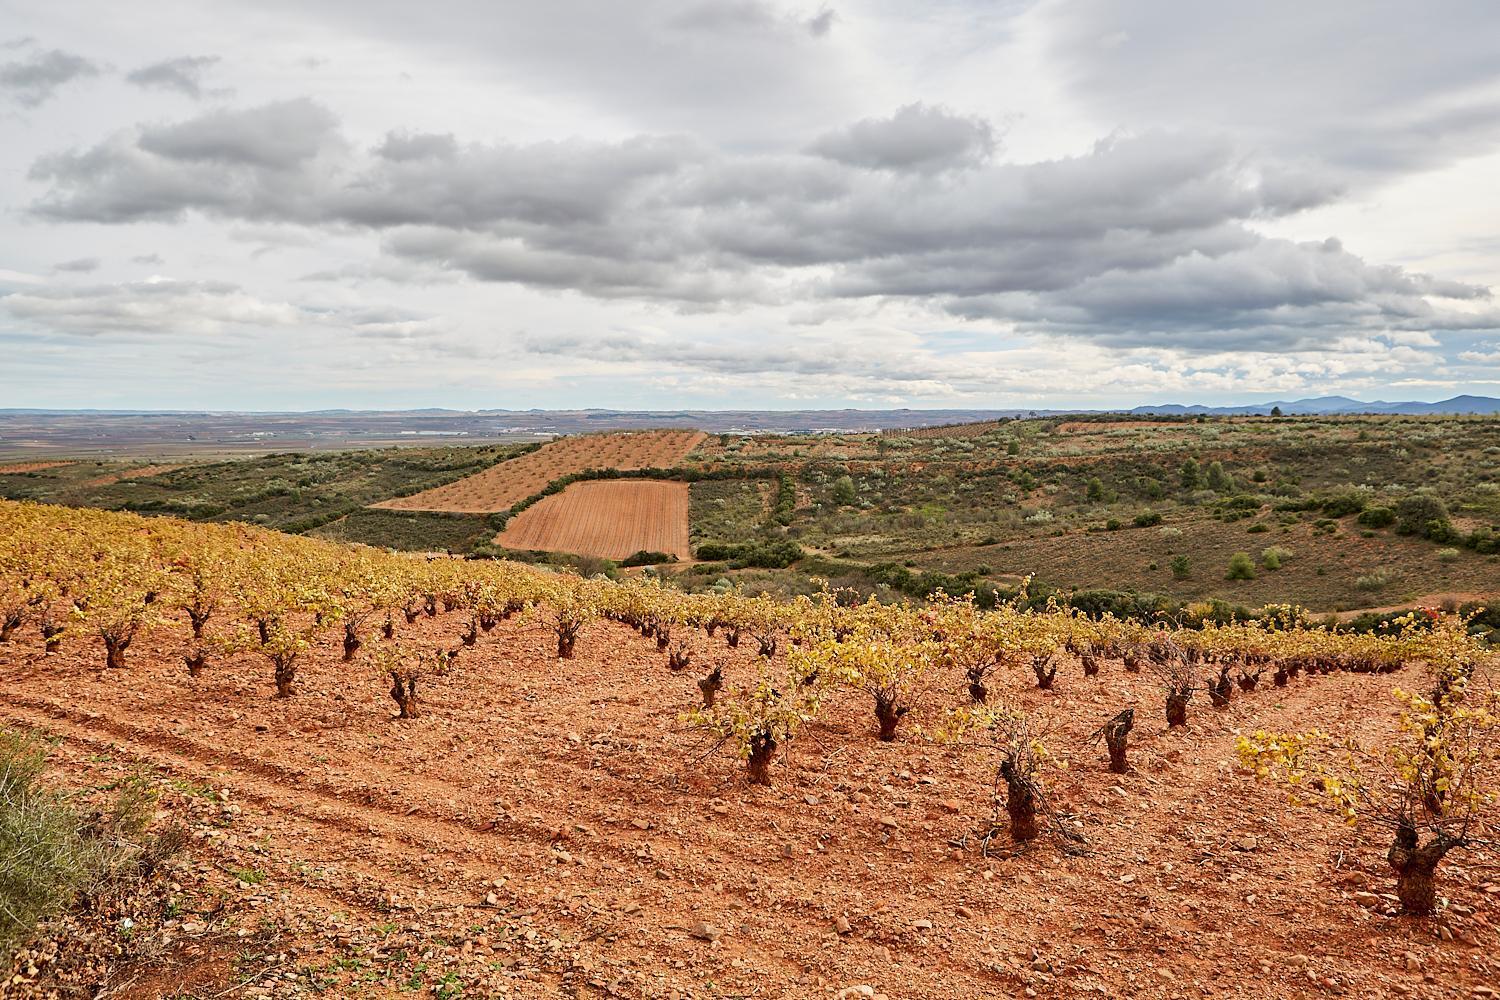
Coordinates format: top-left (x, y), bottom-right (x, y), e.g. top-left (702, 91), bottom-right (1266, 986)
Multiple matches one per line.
top-left (2, 396), bottom-right (1496, 456)
top-left (1127, 395), bottom-right (1500, 416)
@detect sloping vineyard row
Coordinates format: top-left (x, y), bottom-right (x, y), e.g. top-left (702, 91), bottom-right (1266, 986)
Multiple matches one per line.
top-left (0, 498), bottom-right (1494, 915)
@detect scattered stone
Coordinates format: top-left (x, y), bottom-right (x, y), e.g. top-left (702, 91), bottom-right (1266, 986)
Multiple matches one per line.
top-left (689, 921), bottom-right (722, 942)
top-left (1235, 835), bottom-right (1259, 852)
top-left (834, 916), bottom-right (852, 935)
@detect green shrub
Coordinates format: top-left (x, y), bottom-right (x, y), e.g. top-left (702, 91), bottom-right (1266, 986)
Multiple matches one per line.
top-left (830, 475), bottom-right (857, 506)
top-left (1170, 555), bottom-right (1191, 580)
top-left (620, 550), bottom-right (678, 567)
top-left (1355, 568), bottom-right (1395, 591)
top-left (1357, 505), bottom-right (1395, 529)
top-left (1320, 493), bottom-right (1367, 518)
top-left (1260, 546), bottom-right (1292, 570)
top-left (1132, 511), bottom-right (1163, 528)
top-left (1436, 547), bottom-right (1460, 563)
top-left (1395, 495), bottom-right (1448, 535)
top-left (694, 539), bottom-right (803, 569)
top-left (0, 730), bottom-right (172, 964)
top-left (1225, 552), bottom-right (1256, 580)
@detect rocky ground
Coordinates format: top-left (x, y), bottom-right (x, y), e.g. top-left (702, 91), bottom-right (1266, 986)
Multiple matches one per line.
top-left (2, 610), bottom-right (1497, 999)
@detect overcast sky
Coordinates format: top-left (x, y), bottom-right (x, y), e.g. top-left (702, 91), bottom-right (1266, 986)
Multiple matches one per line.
top-left (3, 0), bottom-right (1500, 411)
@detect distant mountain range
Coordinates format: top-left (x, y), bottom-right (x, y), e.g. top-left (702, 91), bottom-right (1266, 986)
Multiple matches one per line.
top-left (1124, 394), bottom-right (1500, 416)
top-left (5, 395), bottom-right (1500, 421)
top-left (1, 396), bottom-right (1496, 453)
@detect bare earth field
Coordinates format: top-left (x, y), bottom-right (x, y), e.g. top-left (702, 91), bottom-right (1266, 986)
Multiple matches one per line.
top-left (78, 463), bottom-right (186, 487)
top-left (376, 431), bottom-right (706, 514)
top-left (496, 481), bottom-right (691, 560)
top-left (0, 461), bottom-right (74, 474)
top-left (3, 614), bottom-right (1496, 999)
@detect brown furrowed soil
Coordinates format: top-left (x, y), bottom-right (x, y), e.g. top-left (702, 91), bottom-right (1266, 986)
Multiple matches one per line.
top-left (78, 463), bottom-right (185, 487)
top-left (0, 460), bottom-right (74, 474)
top-left (374, 431), bottom-right (706, 514)
top-left (3, 613), bottom-right (1497, 999)
top-left (495, 480), bottom-right (691, 560)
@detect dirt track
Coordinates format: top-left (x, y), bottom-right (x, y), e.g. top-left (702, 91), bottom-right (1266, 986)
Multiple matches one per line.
top-left (3, 615), bottom-right (1497, 998)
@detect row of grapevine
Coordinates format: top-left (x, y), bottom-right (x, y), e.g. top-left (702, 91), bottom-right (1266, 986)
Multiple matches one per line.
top-left (1, 499), bottom-right (1493, 913)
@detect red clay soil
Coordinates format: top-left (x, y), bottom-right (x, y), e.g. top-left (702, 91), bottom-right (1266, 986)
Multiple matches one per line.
top-left (0, 461), bottom-right (73, 474)
top-left (79, 463), bottom-right (185, 487)
top-left (495, 480), bottom-right (691, 560)
top-left (2, 614), bottom-right (1497, 999)
top-left (375, 431), bottom-right (706, 514)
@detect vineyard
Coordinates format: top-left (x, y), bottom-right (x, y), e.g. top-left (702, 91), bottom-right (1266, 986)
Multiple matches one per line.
top-left (494, 480), bottom-right (691, 560)
top-left (2, 498), bottom-right (1497, 997)
top-left (374, 430), bottom-right (707, 514)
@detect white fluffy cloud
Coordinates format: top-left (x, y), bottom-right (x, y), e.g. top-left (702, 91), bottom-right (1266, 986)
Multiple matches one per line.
top-left (2, 0), bottom-right (1499, 409)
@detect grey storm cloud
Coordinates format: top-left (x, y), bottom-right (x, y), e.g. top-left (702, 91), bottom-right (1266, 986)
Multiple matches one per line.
top-left (125, 55), bottom-right (224, 99)
top-left (809, 103), bottom-right (994, 173)
top-left (1043, 0), bottom-right (1500, 180)
top-left (137, 98), bottom-right (339, 169)
top-left (24, 98), bottom-right (1498, 352)
top-left (0, 48), bottom-right (99, 106)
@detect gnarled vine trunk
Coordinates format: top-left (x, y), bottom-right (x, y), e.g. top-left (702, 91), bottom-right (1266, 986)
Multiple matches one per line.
top-left (41, 618), bottom-right (63, 655)
top-left (1103, 709), bottom-right (1134, 774)
top-left (104, 632), bottom-right (132, 670)
top-left (873, 694), bottom-right (907, 742)
top-left (1032, 658), bottom-right (1057, 690)
top-left (1387, 822), bottom-right (1458, 916)
top-left (698, 667), bottom-right (723, 708)
top-left (389, 671), bottom-right (420, 719)
top-left (187, 606), bottom-right (211, 639)
top-left (273, 656), bottom-right (296, 698)
top-left (746, 729), bottom-right (776, 786)
top-left (1165, 691), bottom-right (1189, 727)
top-left (343, 622), bottom-right (362, 662)
top-left (1000, 758), bottom-right (1038, 842)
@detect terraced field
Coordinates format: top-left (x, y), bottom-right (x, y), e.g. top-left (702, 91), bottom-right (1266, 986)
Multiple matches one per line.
top-left (374, 431), bottom-right (706, 514)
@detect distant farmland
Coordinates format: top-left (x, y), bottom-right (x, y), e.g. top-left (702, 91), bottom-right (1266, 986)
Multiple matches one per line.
top-left (374, 430), bottom-right (705, 513)
top-left (494, 480), bottom-right (690, 560)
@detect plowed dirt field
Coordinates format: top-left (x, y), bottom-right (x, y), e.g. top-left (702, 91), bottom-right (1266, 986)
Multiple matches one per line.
top-left (374, 431), bottom-right (706, 514)
top-left (3, 611), bottom-right (1496, 998)
top-left (495, 480), bottom-right (690, 559)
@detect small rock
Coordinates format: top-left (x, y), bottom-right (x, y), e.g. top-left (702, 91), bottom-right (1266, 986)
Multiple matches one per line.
top-left (912, 919), bottom-right (933, 930)
top-left (955, 905), bottom-right (975, 919)
top-left (1235, 835), bottom-right (1259, 852)
top-left (689, 921), bottom-right (722, 942)
top-left (834, 916), bottom-right (852, 935)
top-left (878, 815), bottom-right (900, 828)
